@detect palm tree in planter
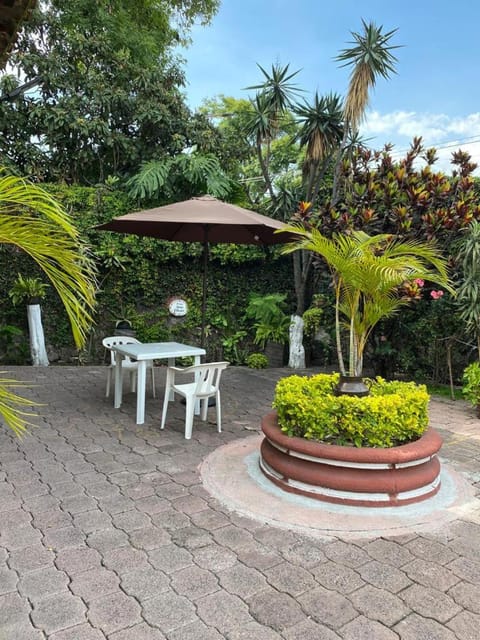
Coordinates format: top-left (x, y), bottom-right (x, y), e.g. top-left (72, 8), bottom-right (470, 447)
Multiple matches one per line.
top-left (259, 226), bottom-right (455, 507)
top-left (281, 225), bottom-right (454, 392)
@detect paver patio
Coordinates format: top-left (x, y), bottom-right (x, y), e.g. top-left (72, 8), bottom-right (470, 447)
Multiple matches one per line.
top-left (1, 364), bottom-right (480, 639)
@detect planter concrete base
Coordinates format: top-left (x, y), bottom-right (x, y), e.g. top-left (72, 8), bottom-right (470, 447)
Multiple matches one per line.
top-left (260, 411), bottom-right (443, 507)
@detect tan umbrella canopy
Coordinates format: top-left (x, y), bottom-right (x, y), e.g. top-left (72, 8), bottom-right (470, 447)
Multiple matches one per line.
top-left (97, 195), bottom-right (289, 244)
top-left (96, 195), bottom-right (293, 346)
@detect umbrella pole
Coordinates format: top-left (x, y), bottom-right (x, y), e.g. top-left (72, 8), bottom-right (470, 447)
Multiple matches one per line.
top-left (201, 236), bottom-right (216, 406)
top-left (201, 237), bottom-right (209, 348)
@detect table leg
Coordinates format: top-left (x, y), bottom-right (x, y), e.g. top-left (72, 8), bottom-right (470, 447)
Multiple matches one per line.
top-left (114, 354), bottom-right (124, 409)
top-left (136, 361), bottom-right (147, 425)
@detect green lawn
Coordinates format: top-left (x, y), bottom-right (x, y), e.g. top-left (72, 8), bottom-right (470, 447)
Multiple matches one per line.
top-left (426, 383), bottom-right (463, 401)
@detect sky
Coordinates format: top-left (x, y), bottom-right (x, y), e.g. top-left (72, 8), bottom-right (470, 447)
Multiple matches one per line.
top-left (180, 0), bottom-right (480, 174)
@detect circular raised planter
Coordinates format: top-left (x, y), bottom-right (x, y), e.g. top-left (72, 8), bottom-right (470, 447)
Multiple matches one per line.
top-left (260, 411), bottom-right (443, 507)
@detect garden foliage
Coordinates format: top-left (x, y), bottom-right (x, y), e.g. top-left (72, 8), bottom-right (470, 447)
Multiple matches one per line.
top-left (0, 183), bottom-right (292, 363)
top-left (273, 373), bottom-right (429, 447)
top-left (462, 361), bottom-right (480, 408)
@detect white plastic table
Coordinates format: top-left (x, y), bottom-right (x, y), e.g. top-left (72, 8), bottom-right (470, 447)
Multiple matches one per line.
top-left (111, 341), bottom-right (206, 425)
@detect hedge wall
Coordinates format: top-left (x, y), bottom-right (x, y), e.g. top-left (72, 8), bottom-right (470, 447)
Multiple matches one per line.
top-left (0, 184), bottom-right (295, 364)
top-left (0, 182), bottom-right (470, 383)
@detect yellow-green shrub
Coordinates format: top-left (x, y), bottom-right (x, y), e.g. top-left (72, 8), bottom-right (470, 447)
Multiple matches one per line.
top-left (273, 373), bottom-right (429, 448)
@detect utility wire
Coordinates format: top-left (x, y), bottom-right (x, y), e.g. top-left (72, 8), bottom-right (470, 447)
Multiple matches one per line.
top-left (370, 135), bottom-right (480, 158)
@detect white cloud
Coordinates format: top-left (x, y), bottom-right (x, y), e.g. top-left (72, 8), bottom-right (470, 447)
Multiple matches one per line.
top-left (361, 110), bottom-right (480, 175)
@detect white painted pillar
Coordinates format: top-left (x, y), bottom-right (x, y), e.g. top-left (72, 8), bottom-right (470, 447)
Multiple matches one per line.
top-left (288, 314), bottom-right (305, 369)
top-left (26, 304), bottom-right (49, 366)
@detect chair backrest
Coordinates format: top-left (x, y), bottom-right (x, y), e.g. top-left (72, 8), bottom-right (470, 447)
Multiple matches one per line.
top-left (188, 361), bottom-right (229, 397)
top-left (102, 336), bottom-right (141, 365)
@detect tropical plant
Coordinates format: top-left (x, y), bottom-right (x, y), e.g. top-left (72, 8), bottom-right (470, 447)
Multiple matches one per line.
top-left (281, 224), bottom-right (453, 376)
top-left (127, 152), bottom-right (233, 201)
top-left (455, 220), bottom-right (480, 355)
top-left (244, 63), bottom-right (301, 201)
top-left (245, 293), bottom-right (290, 347)
top-left (221, 330), bottom-right (248, 364)
top-left (294, 92), bottom-right (343, 203)
top-left (319, 139), bottom-right (480, 241)
top-left (9, 274), bottom-right (49, 305)
top-left (0, 170), bottom-right (96, 433)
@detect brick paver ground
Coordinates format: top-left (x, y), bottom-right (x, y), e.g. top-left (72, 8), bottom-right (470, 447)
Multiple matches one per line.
top-left (1, 365), bottom-right (480, 639)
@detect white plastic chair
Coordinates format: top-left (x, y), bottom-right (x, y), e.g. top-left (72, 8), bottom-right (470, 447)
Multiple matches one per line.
top-left (102, 336), bottom-right (156, 399)
top-left (160, 362), bottom-right (229, 439)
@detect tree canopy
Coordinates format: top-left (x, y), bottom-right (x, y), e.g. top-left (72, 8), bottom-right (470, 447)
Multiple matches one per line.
top-left (0, 0), bottom-right (219, 183)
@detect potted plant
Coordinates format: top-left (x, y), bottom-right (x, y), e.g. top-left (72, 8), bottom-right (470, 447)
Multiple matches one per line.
top-left (245, 293), bottom-right (290, 367)
top-left (260, 372), bottom-right (443, 506)
top-left (462, 361), bottom-right (480, 417)
top-left (9, 274), bottom-right (50, 366)
top-left (281, 226), bottom-right (454, 394)
top-left (257, 226), bottom-right (454, 507)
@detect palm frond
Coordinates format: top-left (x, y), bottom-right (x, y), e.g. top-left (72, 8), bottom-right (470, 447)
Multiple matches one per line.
top-left (0, 215), bottom-right (96, 347)
top-left (336, 20), bottom-right (400, 131)
top-left (294, 92), bottom-right (344, 161)
top-left (245, 62), bottom-right (302, 111)
top-left (0, 172), bottom-right (78, 235)
top-left (0, 375), bottom-right (39, 438)
top-left (0, 171), bottom-right (97, 436)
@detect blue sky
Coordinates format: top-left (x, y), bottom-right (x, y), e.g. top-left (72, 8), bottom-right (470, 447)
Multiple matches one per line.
top-left (181, 0), bottom-right (480, 173)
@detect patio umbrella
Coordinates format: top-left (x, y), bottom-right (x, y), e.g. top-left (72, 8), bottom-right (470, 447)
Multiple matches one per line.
top-left (96, 195), bottom-right (293, 346)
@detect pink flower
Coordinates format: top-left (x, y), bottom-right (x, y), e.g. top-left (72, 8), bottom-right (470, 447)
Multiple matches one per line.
top-left (414, 278), bottom-right (424, 287)
top-left (430, 290), bottom-right (444, 299)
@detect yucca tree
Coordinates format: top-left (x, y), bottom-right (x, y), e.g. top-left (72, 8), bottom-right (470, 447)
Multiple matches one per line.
top-left (0, 170), bottom-right (97, 435)
top-left (332, 20), bottom-right (399, 205)
top-left (281, 224), bottom-right (454, 376)
top-left (244, 63), bottom-right (301, 201)
top-left (246, 63), bottom-right (301, 122)
top-left (294, 91), bottom-right (344, 203)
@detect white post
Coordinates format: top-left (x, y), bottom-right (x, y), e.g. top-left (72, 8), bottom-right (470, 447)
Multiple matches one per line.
top-left (26, 303), bottom-right (49, 366)
top-left (288, 314), bottom-right (305, 369)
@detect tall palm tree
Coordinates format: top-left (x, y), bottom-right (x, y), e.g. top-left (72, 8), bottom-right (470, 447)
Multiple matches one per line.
top-left (0, 170), bottom-right (97, 435)
top-left (244, 63), bottom-right (301, 201)
top-left (294, 92), bottom-right (344, 203)
top-left (332, 20), bottom-right (399, 205)
top-left (281, 224), bottom-right (453, 376)
top-left (246, 63), bottom-right (301, 120)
